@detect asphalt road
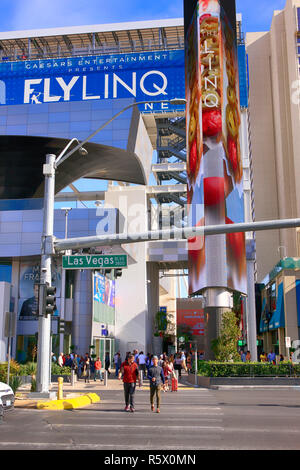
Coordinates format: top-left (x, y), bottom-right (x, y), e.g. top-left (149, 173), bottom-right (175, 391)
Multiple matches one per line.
top-left (1, 387), bottom-right (300, 451)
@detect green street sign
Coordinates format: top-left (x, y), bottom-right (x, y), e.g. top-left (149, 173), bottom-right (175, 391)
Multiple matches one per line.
top-left (62, 254), bottom-right (128, 270)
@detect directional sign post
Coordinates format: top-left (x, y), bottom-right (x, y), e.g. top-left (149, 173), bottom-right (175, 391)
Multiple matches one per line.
top-left (62, 254), bottom-right (128, 270)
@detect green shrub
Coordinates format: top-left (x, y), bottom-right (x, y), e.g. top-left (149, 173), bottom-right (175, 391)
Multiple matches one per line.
top-left (211, 311), bottom-right (241, 362)
top-left (0, 360), bottom-right (21, 377)
top-left (9, 375), bottom-right (23, 394)
top-left (51, 364), bottom-right (71, 375)
top-left (197, 361), bottom-right (298, 377)
top-left (20, 362), bottom-right (37, 377)
top-left (31, 378), bottom-right (36, 392)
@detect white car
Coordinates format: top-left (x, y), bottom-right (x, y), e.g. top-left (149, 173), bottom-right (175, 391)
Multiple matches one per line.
top-left (0, 382), bottom-right (14, 411)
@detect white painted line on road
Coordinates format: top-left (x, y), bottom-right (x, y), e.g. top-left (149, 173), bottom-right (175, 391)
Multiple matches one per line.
top-left (51, 424), bottom-right (225, 431)
top-left (224, 428), bottom-right (300, 434)
top-left (0, 442), bottom-right (222, 450)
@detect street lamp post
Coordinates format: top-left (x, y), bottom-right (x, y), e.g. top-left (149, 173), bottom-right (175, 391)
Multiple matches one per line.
top-left (35, 98), bottom-right (186, 396)
top-left (36, 154), bottom-right (56, 395)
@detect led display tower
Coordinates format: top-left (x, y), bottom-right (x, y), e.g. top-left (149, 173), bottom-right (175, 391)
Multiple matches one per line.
top-left (184, 0), bottom-right (246, 358)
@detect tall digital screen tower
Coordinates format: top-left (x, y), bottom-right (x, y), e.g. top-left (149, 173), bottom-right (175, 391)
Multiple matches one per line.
top-left (185, 0), bottom-right (247, 299)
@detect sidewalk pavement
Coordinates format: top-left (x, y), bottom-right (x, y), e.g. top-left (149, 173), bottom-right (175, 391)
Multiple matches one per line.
top-left (14, 372), bottom-right (195, 408)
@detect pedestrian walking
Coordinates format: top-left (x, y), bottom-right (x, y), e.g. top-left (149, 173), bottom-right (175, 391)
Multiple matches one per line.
top-left (246, 351), bottom-right (251, 362)
top-left (90, 357), bottom-right (95, 379)
top-left (267, 350), bottom-right (276, 364)
top-left (114, 352), bottom-right (120, 377)
top-left (105, 352), bottom-right (111, 377)
top-left (133, 349), bottom-right (139, 364)
top-left (162, 360), bottom-right (172, 391)
top-left (118, 354), bottom-right (139, 412)
top-left (71, 354), bottom-right (78, 375)
top-left (58, 352), bottom-right (64, 367)
top-left (146, 354), bottom-right (154, 371)
top-left (94, 357), bottom-right (103, 381)
top-left (186, 353), bottom-right (192, 374)
top-left (148, 356), bottom-right (165, 413)
top-left (137, 351), bottom-right (147, 379)
top-left (158, 355), bottom-right (164, 367)
top-left (181, 351), bottom-right (187, 372)
top-left (260, 351), bottom-right (267, 362)
top-left (240, 350), bottom-right (246, 362)
top-left (83, 358), bottom-right (91, 383)
top-left (174, 353), bottom-right (183, 378)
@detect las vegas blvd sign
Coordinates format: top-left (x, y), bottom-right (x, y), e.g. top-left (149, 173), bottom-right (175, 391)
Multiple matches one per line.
top-left (62, 254), bottom-right (128, 270)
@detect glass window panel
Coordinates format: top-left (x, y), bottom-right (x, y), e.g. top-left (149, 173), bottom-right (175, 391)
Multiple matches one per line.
top-left (28, 103), bottom-right (49, 114)
top-left (70, 111), bottom-right (91, 122)
top-left (49, 102), bottom-right (71, 112)
top-left (0, 263), bottom-right (12, 282)
top-left (48, 112), bottom-right (70, 123)
top-left (48, 122), bottom-right (70, 133)
top-left (7, 114), bottom-right (28, 125)
top-left (5, 125), bottom-right (27, 134)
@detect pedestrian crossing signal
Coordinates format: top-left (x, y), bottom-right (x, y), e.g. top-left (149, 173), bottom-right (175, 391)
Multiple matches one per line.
top-left (58, 318), bottom-right (65, 334)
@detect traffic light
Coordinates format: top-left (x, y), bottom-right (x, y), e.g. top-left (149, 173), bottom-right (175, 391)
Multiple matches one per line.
top-left (42, 284), bottom-right (57, 315)
top-left (114, 269), bottom-right (123, 279)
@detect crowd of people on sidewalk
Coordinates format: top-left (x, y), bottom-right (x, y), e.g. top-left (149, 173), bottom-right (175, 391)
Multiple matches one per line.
top-left (53, 348), bottom-right (195, 413)
top-left (53, 351), bottom-right (113, 383)
top-left (240, 349), bottom-right (290, 364)
top-left (52, 348), bottom-right (200, 383)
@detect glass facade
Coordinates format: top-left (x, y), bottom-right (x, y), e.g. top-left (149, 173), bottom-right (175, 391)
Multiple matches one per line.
top-left (0, 98), bottom-right (135, 151)
top-left (0, 261), bottom-right (12, 283)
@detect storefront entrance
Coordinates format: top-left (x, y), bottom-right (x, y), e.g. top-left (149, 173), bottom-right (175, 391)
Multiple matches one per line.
top-left (93, 337), bottom-right (115, 370)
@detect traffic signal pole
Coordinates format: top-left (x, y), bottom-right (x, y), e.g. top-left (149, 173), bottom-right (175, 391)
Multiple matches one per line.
top-left (36, 154), bottom-right (56, 396)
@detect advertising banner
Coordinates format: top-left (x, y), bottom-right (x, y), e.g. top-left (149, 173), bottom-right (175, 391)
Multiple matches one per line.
top-left (18, 261), bottom-right (61, 320)
top-left (186, 0), bottom-right (246, 296)
top-left (93, 272), bottom-right (115, 308)
top-left (0, 50), bottom-right (185, 113)
top-left (177, 308), bottom-right (205, 336)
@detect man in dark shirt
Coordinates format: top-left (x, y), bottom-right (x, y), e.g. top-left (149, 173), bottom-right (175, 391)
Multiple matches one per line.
top-left (118, 354), bottom-right (139, 412)
top-left (148, 355), bottom-right (165, 413)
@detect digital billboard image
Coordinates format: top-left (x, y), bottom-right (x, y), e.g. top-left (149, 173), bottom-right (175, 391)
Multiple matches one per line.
top-left (93, 272), bottom-right (115, 308)
top-left (177, 307), bottom-right (205, 336)
top-left (18, 261), bottom-right (61, 320)
top-left (93, 272), bottom-right (116, 326)
top-left (186, 0), bottom-right (246, 296)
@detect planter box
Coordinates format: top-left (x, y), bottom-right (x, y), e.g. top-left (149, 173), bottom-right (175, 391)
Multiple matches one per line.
top-left (186, 375), bottom-right (300, 388)
top-left (18, 375), bottom-right (71, 384)
top-left (19, 375), bottom-right (33, 385)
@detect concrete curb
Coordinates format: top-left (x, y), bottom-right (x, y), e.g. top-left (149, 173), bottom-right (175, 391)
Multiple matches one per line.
top-left (36, 393), bottom-right (100, 410)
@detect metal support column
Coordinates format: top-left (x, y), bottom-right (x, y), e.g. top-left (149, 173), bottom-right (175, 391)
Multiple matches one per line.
top-left (36, 154), bottom-right (56, 396)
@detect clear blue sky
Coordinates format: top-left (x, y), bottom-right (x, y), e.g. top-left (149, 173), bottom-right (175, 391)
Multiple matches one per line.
top-left (0, 0), bottom-right (287, 33)
top-left (1, 0), bottom-right (286, 210)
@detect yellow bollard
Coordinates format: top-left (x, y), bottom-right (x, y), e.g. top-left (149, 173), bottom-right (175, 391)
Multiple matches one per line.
top-left (57, 377), bottom-right (64, 400)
